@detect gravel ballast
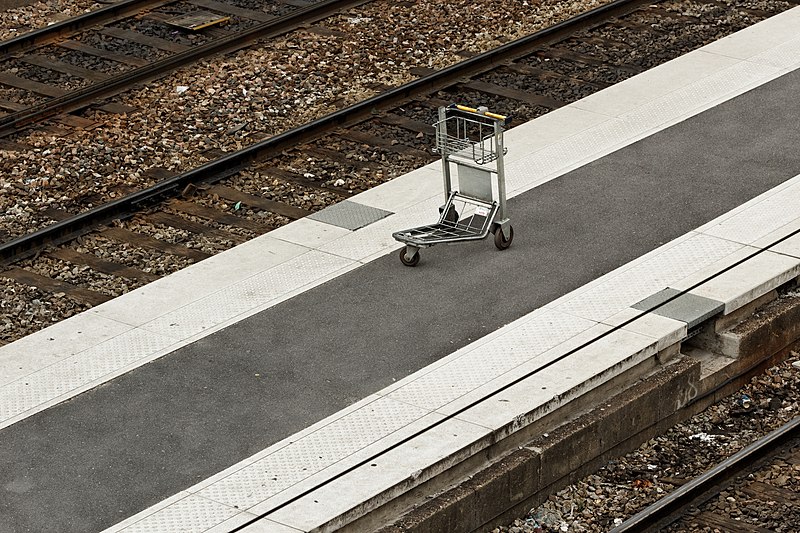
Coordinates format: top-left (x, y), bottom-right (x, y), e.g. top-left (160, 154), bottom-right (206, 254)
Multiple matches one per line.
top-left (493, 355), bottom-right (800, 532)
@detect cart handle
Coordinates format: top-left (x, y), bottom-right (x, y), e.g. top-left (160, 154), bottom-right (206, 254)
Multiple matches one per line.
top-left (452, 104), bottom-right (512, 125)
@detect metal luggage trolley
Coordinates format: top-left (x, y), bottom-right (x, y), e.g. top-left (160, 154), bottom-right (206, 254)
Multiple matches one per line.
top-left (393, 104), bottom-right (514, 266)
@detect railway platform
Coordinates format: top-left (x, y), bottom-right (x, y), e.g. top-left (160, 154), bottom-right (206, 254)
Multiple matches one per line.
top-left (3, 7), bottom-right (800, 532)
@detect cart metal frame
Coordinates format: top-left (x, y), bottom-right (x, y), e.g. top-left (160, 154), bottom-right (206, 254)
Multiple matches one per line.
top-left (393, 104), bottom-right (513, 266)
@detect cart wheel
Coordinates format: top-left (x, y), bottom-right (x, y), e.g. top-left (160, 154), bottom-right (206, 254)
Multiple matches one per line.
top-left (494, 225), bottom-right (514, 250)
top-left (399, 247), bottom-right (420, 267)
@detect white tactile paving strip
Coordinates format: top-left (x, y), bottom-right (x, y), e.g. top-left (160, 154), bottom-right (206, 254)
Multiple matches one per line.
top-left (86, 9), bottom-right (800, 533)
top-left (139, 250), bottom-right (356, 340)
top-left (0, 328), bottom-right (176, 422)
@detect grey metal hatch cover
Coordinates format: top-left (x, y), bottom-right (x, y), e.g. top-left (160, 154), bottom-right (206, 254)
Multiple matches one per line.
top-left (308, 200), bottom-right (393, 231)
top-left (632, 288), bottom-right (724, 329)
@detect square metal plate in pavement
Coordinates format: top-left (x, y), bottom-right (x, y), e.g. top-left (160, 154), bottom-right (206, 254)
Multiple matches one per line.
top-left (308, 200), bottom-right (393, 231)
top-left (632, 288), bottom-right (724, 329)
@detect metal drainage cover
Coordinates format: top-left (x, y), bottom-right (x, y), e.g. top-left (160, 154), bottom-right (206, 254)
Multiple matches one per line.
top-left (308, 200), bottom-right (393, 231)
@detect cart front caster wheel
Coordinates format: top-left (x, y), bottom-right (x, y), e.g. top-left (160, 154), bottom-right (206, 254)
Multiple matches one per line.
top-left (399, 247), bottom-right (420, 267)
top-left (494, 225), bottom-right (514, 250)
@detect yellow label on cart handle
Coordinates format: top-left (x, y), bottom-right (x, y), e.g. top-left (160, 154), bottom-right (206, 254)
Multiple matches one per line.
top-left (454, 104), bottom-right (507, 121)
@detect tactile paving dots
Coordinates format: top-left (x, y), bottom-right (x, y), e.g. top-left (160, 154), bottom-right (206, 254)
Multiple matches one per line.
top-left (0, 329), bottom-right (174, 422)
top-left (142, 251), bottom-right (354, 339)
top-left (749, 36), bottom-right (800, 69)
top-left (197, 397), bottom-right (428, 509)
top-left (120, 495), bottom-right (237, 533)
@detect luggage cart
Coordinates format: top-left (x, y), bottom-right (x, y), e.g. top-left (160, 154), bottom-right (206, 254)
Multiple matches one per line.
top-left (393, 104), bottom-right (513, 266)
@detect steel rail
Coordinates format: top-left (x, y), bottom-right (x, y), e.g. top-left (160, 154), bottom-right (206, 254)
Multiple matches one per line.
top-left (610, 416), bottom-right (800, 532)
top-left (0, 0), bottom-right (169, 57)
top-left (0, 0), bottom-right (652, 264)
top-left (0, 0), bottom-right (372, 138)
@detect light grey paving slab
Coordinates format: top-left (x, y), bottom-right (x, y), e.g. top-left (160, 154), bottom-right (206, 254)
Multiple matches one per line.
top-left (694, 173), bottom-right (800, 234)
top-left (385, 308), bottom-right (596, 411)
top-left (601, 308), bottom-right (687, 352)
top-left (747, 34), bottom-right (800, 70)
top-left (632, 288), bottom-right (724, 329)
top-left (307, 199), bottom-right (393, 230)
top-left (569, 49), bottom-right (741, 118)
top-left (701, 8), bottom-right (800, 61)
top-left (102, 492), bottom-right (191, 533)
top-left (447, 326), bottom-right (658, 428)
top-left (233, 517), bottom-right (302, 532)
top-left (502, 105), bottom-right (611, 163)
top-left (255, 416), bottom-right (489, 532)
top-left (91, 235), bottom-right (310, 328)
top-left (504, 116), bottom-right (640, 193)
top-left (679, 249), bottom-right (800, 313)
top-left (267, 217), bottom-right (351, 249)
top-left (506, 58), bottom-right (782, 198)
top-left (761, 227), bottom-right (800, 259)
top-left (426, 322), bottom-right (606, 419)
top-left (618, 59), bottom-right (780, 129)
top-left (354, 163), bottom-right (441, 212)
top-left (139, 250), bottom-right (356, 339)
top-left (699, 179), bottom-right (800, 245)
top-left (0, 328), bottom-right (177, 427)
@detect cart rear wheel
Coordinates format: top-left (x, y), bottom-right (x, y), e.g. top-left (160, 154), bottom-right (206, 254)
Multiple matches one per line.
top-left (399, 247), bottom-right (420, 267)
top-left (494, 225), bottom-right (514, 250)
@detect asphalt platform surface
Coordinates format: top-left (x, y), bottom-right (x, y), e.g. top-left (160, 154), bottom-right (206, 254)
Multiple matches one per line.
top-left (2, 69), bottom-right (800, 532)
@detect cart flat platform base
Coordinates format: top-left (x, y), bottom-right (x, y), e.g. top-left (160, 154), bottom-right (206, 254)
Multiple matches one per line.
top-left (393, 193), bottom-right (498, 246)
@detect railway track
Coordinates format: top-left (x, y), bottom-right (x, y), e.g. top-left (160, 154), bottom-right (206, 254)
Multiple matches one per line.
top-left (0, 0), bottom-right (372, 137)
top-left (1, 0), bottom-right (796, 345)
top-left (612, 416), bottom-right (800, 533)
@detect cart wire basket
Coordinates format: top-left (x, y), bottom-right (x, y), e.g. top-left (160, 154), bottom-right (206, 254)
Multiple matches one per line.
top-left (393, 104), bottom-right (514, 267)
top-left (434, 109), bottom-right (508, 165)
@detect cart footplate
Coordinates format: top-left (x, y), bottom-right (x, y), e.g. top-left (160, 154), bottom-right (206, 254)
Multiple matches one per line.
top-left (393, 193), bottom-right (498, 247)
